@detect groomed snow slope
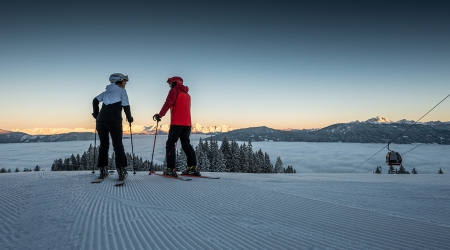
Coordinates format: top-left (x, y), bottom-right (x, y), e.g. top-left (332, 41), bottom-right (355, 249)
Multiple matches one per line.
top-left (1, 172), bottom-right (449, 250)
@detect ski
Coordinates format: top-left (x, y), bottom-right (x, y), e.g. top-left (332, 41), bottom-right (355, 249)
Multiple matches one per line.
top-left (91, 173), bottom-right (110, 183)
top-left (115, 171), bottom-right (128, 186)
top-left (115, 180), bottom-right (125, 186)
top-left (180, 174), bottom-right (220, 179)
top-left (154, 172), bottom-right (192, 181)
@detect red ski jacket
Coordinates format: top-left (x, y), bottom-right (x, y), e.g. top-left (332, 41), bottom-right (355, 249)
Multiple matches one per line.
top-left (158, 83), bottom-right (192, 126)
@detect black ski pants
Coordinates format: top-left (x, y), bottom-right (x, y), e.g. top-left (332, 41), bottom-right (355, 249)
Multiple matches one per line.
top-left (96, 121), bottom-right (127, 168)
top-left (166, 125), bottom-right (197, 169)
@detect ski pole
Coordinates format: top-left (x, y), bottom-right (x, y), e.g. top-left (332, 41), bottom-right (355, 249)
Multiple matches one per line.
top-left (129, 122), bottom-right (136, 175)
top-left (149, 120), bottom-right (159, 175)
top-left (92, 127), bottom-right (97, 174)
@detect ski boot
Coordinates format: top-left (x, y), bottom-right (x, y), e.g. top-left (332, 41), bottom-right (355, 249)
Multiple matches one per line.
top-left (117, 167), bottom-right (128, 181)
top-left (99, 166), bottom-right (108, 179)
top-left (163, 167), bottom-right (178, 177)
top-left (182, 166), bottom-right (201, 176)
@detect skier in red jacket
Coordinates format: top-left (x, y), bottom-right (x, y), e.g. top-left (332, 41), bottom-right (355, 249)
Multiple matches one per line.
top-left (153, 76), bottom-right (200, 177)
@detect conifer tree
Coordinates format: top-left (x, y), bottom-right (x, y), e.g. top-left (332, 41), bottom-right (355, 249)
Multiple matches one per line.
top-left (252, 149), bottom-right (263, 173)
top-left (209, 140), bottom-right (225, 172)
top-left (80, 153), bottom-right (88, 170)
top-left (15, 168), bottom-right (20, 172)
top-left (239, 143), bottom-right (249, 172)
top-left (138, 157), bottom-right (144, 171)
top-left (285, 165), bottom-right (295, 173)
top-left (274, 157), bottom-right (284, 173)
top-left (176, 147), bottom-right (187, 171)
top-left (143, 159), bottom-right (150, 171)
top-left (398, 164), bottom-right (409, 174)
top-left (220, 137), bottom-right (232, 171)
top-left (374, 166), bottom-right (382, 174)
top-left (76, 154), bottom-right (81, 169)
top-left (262, 152), bottom-right (273, 173)
top-left (230, 140), bottom-right (240, 172)
top-left (199, 148), bottom-right (211, 172)
top-left (247, 140), bottom-right (255, 173)
top-left (110, 152), bottom-right (116, 169)
top-left (64, 158), bottom-right (71, 170)
top-left (411, 168), bottom-right (418, 174)
top-left (162, 157), bottom-right (168, 171)
top-left (51, 159), bottom-right (57, 171)
top-left (388, 165), bottom-right (396, 174)
top-left (70, 154), bottom-right (77, 170)
top-left (438, 168), bottom-right (444, 174)
top-left (87, 144), bottom-right (93, 168)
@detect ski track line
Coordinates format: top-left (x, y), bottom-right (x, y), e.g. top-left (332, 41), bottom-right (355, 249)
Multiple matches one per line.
top-left (0, 174), bottom-right (31, 248)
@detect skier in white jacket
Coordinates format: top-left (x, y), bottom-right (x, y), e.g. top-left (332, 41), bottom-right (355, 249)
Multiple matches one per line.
top-left (92, 73), bottom-right (133, 181)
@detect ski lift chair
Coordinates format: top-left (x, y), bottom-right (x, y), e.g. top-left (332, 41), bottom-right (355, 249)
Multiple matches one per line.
top-left (386, 142), bottom-right (402, 166)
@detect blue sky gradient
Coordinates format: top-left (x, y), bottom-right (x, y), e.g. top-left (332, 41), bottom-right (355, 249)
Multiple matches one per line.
top-left (1, 0), bottom-right (449, 130)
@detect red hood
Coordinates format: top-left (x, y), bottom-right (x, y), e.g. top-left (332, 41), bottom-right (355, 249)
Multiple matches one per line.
top-left (174, 83), bottom-right (189, 93)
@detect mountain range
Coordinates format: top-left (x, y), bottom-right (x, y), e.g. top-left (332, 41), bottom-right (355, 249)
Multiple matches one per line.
top-left (1, 117), bottom-right (449, 144)
top-left (211, 116), bottom-right (450, 145)
top-left (8, 123), bottom-right (236, 135)
top-left (0, 123), bottom-right (236, 143)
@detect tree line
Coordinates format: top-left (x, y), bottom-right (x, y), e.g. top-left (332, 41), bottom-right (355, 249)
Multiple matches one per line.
top-left (373, 165), bottom-right (444, 174)
top-left (50, 144), bottom-right (159, 172)
top-left (51, 137), bottom-right (295, 173)
top-left (193, 137), bottom-right (295, 173)
top-left (0, 165), bottom-right (40, 173)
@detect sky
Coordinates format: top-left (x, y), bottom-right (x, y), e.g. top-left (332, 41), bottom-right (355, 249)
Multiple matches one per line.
top-left (1, 0), bottom-right (449, 130)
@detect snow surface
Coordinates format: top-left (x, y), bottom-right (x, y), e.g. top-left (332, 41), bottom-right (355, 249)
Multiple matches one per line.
top-left (1, 171), bottom-right (449, 250)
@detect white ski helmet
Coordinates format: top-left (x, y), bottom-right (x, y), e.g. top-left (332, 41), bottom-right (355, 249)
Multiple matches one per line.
top-left (109, 73), bottom-right (129, 83)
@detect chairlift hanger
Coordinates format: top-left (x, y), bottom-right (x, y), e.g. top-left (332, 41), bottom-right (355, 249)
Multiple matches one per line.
top-left (386, 142), bottom-right (403, 166)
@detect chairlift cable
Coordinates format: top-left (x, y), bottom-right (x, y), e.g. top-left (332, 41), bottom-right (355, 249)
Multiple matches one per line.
top-left (351, 93), bottom-right (450, 173)
top-left (390, 93), bottom-right (450, 144)
top-left (364, 124), bottom-right (450, 173)
top-left (349, 146), bottom-right (387, 173)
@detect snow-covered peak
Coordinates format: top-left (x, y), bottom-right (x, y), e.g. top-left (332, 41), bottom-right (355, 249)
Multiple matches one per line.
top-left (10, 127), bottom-right (95, 135)
top-left (349, 116), bottom-right (392, 124)
top-left (365, 116), bottom-right (392, 123)
top-left (350, 116), bottom-right (446, 125)
top-left (396, 119), bottom-right (416, 124)
top-left (191, 124), bottom-right (236, 134)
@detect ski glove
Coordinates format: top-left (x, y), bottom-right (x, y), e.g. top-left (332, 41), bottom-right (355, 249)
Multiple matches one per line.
top-left (123, 105), bottom-right (133, 123)
top-left (92, 97), bottom-right (100, 119)
top-left (153, 114), bottom-right (161, 122)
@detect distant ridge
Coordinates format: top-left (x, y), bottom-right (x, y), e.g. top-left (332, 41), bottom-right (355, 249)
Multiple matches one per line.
top-left (0, 129), bottom-right (11, 134)
top-left (3, 117), bottom-right (450, 144)
top-left (9, 123), bottom-right (237, 136)
top-left (211, 117), bottom-right (450, 144)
